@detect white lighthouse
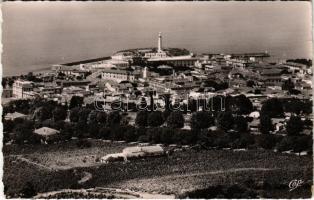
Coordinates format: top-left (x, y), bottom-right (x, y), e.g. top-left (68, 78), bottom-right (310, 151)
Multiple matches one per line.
top-left (144, 32), bottom-right (167, 59)
top-left (158, 32), bottom-right (162, 53)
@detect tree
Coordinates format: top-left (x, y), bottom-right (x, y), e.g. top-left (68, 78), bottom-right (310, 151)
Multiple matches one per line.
top-left (147, 111), bottom-right (164, 127)
top-left (233, 116), bottom-right (248, 132)
top-left (98, 126), bottom-right (111, 139)
top-left (60, 122), bottom-right (73, 140)
top-left (276, 136), bottom-right (294, 152)
top-left (260, 115), bottom-right (273, 134)
top-left (33, 106), bottom-right (53, 122)
top-left (3, 119), bottom-right (14, 133)
top-left (286, 116), bottom-right (303, 136)
top-left (69, 107), bottom-right (80, 122)
top-left (166, 111), bottom-right (184, 129)
top-left (257, 134), bottom-right (278, 150)
top-left (216, 112), bottom-right (234, 131)
top-left (52, 106), bottom-right (67, 121)
top-left (190, 111), bottom-right (214, 130)
top-left (87, 110), bottom-right (98, 124)
top-left (161, 128), bottom-right (175, 144)
top-left (73, 121), bottom-right (89, 138)
top-left (230, 95), bottom-right (253, 115)
top-left (78, 108), bottom-right (91, 123)
top-left (110, 125), bottom-right (125, 140)
top-left (20, 182), bottom-right (36, 198)
top-left (261, 98), bottom-right (284, 118)
top-left (106, 111), bottom-right (121, 127)
top-left (88, 122), bottom-right (100, 138)
top-left (96, 112), bottom-right (107, 124)
top-left (9, 99), bottom-right (31, 114)
top-left (69, 96), bottom-right (84, 109)
top-left (282, 79), bottom-right (294, 91)
top-left (147, 127), bottom-right (162, 143)
top-left (282, 99), bottom-right (304, 115)
top-left (12, 120), bottom-right (38, 144)
top-left (123, 126), bottom-right (137, 142)
top-left (293, 136), bottom-right (310, 155)
top-left (2, 78), bottom-right (7, 88)
top-left (135, 111), bottom-right (148, 127)
top-left (162, 110), bottom-right (171, 122)
top-left (246, 80), bottom-right (255, 87)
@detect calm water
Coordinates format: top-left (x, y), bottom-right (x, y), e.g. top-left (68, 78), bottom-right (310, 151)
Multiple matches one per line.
top-left (2, 2), bottom-right (312, 76)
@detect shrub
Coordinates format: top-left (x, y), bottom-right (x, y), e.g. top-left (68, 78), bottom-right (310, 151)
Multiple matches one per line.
top-left (76, 140), bottom-right (92, 148)
top-left (276, 136), bottom-right (294, 152)
top-left (147, 111), bottom-right (164, 127)
top-left (256, 134), bottom-right (278, 150)
top-left (166, 111), bottom-right (184, 129)
top-left (20, 182), bottom-right (36, 198)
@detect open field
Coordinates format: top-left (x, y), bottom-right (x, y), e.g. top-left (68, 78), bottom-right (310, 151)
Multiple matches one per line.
top-left (3, 139), bottom-right (312, 198)
top-left (4, 139), bottom-right (132, 169)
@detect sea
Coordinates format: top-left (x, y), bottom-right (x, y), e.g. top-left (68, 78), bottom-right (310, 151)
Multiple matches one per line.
top-left (2, 2), bottom-right (312, 76)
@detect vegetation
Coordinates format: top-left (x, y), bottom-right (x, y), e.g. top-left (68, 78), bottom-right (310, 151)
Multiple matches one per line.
top-left (4, 142), bottom-right (312, 198)
top-left (166, 111), bottom-right (184, 129)
top-left (286, 58), bottom-right (312, 67)
top-left (190, 111), bottom-right (214, 130)
top-left (261, 98), bottom-right (284, 118)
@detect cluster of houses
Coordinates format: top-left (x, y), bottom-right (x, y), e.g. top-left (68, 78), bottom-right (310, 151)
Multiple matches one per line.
top-left (3, 33), bottom-right (313, 140)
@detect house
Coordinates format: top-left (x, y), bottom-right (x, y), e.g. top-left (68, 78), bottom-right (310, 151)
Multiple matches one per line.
top-left (122, 145), bottom-right (165, 158)
top-left (101, 69), bottom-right (140, 83)
top-left (101, 145), bottom-right (165, 163)
top-left (12, 80), bottom-right (35, 99)
top-left (249, 111), bottom-right (260, 119)
top-left (5, 112), bottom-right (27, 121)
top-left (34, 127), bottom-right (60, 142)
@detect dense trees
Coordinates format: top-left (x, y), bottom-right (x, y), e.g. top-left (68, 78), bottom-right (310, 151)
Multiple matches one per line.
top-left (3, 95), bottom-right (312, 156)
top-left (282, 99), bottom-right (312, 115)
top-left (229, 95), bottom-right (253, 115)
top-left (147, 111), bottom-right (164, 127)
top-left (286, 116), bottom-right (303, 136)
top-left (11, 120), bottom-right (39, 145)
top-left (190, 111), bottom-right (214, 130)
top-left (233, 116), bottom-right (248, 132)
top-left (106, 111), bottom-right (121, 127)
top-left (96, 112), bottom-right (107, 124)
top-left (166, 111), bottom-right (184, 129)
top-left (69, 107), bottom-right (80, 122)
top-left (261, 98), bottom-right (284, 118)
top-left (5, 99), bottom-right (31, 115)
top-left (260, 115), bottom-right (273, 134)
top-left (69, 96), bottom-right (84, 109)
top-left (135, 111), bottom-right (148, 127)
top-left (52, 106), bottom-right (67, 121)
top-left (20, 182), bottom-right (37, 198)
top-left (286, 58), bottom-right (312, 67)
top-left (216, 112), bottom-right (234, 131)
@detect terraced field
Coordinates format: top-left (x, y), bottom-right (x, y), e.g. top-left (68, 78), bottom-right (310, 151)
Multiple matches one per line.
top-left (3, 139), bottom-right (312, 198)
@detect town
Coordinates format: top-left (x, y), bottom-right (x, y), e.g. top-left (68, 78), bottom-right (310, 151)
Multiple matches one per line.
top-left (2, 32), bottom-right (313, 198)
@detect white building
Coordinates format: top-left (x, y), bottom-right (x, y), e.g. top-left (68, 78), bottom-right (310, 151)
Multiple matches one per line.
top-left (12, 80), bottom-right (35, 99)
top-left (101, 69), bottom-right (139, 83)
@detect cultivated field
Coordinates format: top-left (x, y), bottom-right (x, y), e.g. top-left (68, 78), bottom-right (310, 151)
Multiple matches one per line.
top-left (3, 139), bottom-right (312, 198)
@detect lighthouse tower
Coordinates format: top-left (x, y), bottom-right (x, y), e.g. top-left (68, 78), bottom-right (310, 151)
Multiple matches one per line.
top-left (158, 32), bottom-right (162, 53)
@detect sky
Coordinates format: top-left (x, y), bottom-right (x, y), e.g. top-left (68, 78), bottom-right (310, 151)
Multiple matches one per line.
top-left (1, 2), bottom-right (312, 75)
